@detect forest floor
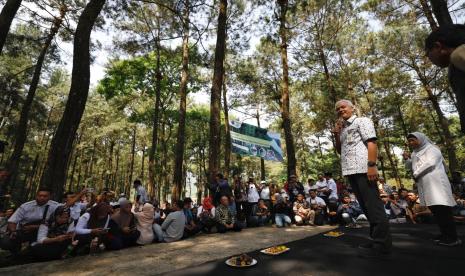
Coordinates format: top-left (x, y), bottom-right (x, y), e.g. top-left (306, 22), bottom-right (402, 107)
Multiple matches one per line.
top-left (0, 224), bottom-right (335, 276)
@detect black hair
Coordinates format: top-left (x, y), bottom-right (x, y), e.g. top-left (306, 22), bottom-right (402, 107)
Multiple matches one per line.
top-left (324, 172), bottom-right (333, 177)
top-left (183, 197), bottom-right (193, 204)
top-left (425, 24), bottom-right (465, 50)
top-left (174, 200), bottom-right (184, 209)
top-left (37, 187), bottom-right (52, 193)
top-left (216, 173), bottom-right (224, 179)
top-left (133, 179), bottom-right (141, 186)
top-left (63, 191), bottom-right (74, 198)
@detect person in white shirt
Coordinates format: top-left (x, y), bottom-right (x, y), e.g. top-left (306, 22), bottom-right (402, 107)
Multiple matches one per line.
top-left (2, 188), bottom-right (58, 254)
top-left (246, 178), bottom-right (260, 222)
top-left (133, 179), bottom-right (148, 207)
top-left (303, 179), bottom-right (316, 195)
top-left (74, 202), bottom-right (112, 252)
top-left (324, 173), bottom-right (338, 201)
top-left (62, 189), bottom-right (88, 224)
top-left (307, 190), bottom-right (327, 225)
top-left (260, 181), bottom-right (271, 209)
top-left (315, 175), bottom-right (328, 202)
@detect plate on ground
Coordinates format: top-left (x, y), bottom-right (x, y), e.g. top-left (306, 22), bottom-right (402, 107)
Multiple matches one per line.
top-left (323, 231), bottom-right (344, 238)
top-left (225, 257), bottom-right (257, 268)
top-left (260, 246), bottom-right (290, 255)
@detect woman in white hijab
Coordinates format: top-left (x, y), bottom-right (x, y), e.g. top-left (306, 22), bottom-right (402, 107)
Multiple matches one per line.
top-left (133, 203), bottom-right (155, 245)
top-left (407, 132), bottom-right (460, 246)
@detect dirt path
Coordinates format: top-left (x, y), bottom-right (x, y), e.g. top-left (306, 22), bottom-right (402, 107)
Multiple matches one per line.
top-left (0, 225), bottom-right (335, 276)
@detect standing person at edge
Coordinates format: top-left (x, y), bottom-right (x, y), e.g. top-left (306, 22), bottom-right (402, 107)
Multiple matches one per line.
top-left (332, 99), bottom-right (392, 258)
top-left (425, 24), bottom-right (465, 132)
top-left (133, 180), bottom-right (148, 210)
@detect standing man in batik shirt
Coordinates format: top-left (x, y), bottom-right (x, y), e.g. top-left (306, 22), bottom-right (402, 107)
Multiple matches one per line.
top-left (333, 99), bottom-right (391, 258)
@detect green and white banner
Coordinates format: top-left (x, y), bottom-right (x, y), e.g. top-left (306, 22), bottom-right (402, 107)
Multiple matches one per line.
top-left (229, 120), bottom-right (284, 162)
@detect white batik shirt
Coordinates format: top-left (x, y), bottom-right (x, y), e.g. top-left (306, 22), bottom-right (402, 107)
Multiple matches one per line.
top-left (340, 115), bottom-right (377, 176)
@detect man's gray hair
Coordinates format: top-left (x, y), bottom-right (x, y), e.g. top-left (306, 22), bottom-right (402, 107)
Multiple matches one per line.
top-left (335, 99), bottom-right (355, 109)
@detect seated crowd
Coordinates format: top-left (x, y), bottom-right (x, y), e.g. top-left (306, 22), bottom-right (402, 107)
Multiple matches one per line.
top-left (1, 172), bottom-right (465, 262)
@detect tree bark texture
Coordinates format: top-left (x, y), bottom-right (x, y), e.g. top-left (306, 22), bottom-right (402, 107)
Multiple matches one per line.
top-left (0, 0), bottom-right (22, 54)
top-left (39, 0), bottom-right (106, 201)
top-left (173, 0), bottom-right (190, 202)
top-left (277, 0), bottom-right (297, 178)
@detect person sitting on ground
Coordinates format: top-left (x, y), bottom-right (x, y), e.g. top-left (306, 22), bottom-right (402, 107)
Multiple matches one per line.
top-left (381, 193), bottom-right (398, 221)
top-left (197, 197), bottom-right (216, 233)
top-left (336, 178), bottom-right (347, 199)
top-left (108, 200), bottom-right (140, 250)
top-left (337, 195), bottom-right (365, 227)
top-left (31, 206), bottom-right (76, 260)
top-left (388, 191), bottom-right (407, 220)
top-left (74, 202), bottom-right (112, 253)
top-left (153, 200), bottom-right (186, 243)
top-left (1, 187), bottom-right (58, 254)
top-left (378, 177), bottom-right (393, 195)
top-left (183, 197), bottom-right (200, 238)
top-left (293, 193), bottom-right (315, 226)
top-left (215, 195), bottom-right (242, 233)
top-left (249, 199), bottom-right (271, 227)
top-left (325, 172), bottom-right (338, 224)
top-left (274, 195), bottom-right (292, 228)
top-left (307, 190), bottom-right (327, 226)
top-left (133, 202), bottom-right (154, 245)
top-left (406, 192), bottom-right (433, 224)
top-left (0, 206), bottom-right (14, 241)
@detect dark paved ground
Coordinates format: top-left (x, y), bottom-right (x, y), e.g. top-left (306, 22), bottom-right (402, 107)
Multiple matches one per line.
top-left (167, 224), bottom-right (465, 276)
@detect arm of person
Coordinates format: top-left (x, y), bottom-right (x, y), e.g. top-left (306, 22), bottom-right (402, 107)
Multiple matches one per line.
top-left (66, 188), bottom-right (87, 207)
top-left (451, 45), bottom-right (465, 72)
top-left (366, 140), bottom-right (378, 181)
top-left (7, 204), bottom-right (26, 232)
top-left (75, 213), bottom-right (92, 235)
top-left (161, 214), bottom-right (173, 231)
top-left (413, 148), bottom-right (441, 180)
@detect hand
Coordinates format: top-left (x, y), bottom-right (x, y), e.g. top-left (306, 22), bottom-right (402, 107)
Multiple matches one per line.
top-left (367, 167), bottom-right (378, 182)
top-left (402, 152), bottom-right (411, 160)
top-left (91, 228), bottom-right (105, 235)
top-left (226, 224), bottom-right (233, 229)
top-left (9, 231), bottom-right (17, 239)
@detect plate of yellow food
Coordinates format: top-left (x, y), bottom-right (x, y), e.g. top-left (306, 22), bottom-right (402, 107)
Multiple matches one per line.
top-left (323, 230), bottom-right (344, 237)
top-left (260, 245), bottom-right (290, 255)
top-left (225, 254), bottom-right (257, 267)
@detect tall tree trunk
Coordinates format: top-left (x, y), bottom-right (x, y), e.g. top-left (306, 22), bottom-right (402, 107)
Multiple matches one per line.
top-left (256, 109), bottom-right (265, 181)
top-left (173, 1), bottom-right (190, 202)
top-left (148, 33), bottom-right (162, 199)
top-left (419, 0), bottom-right (439, 30)
top-left (222, 72), bottom-right (231, 178)
top-left (429, 0), bottom-right (453, 26)
top-left (277, 0), bottom-right (297, 178)
top-left (208, 0), bottom-right (228, 188)
top-left (39, 0), bottom-right (106, 201)
top-left (6, 6), bottom-right (66, 191)
top-left (140, 144), bottom-right (145, 180)
top-left (0, 0), bottom-right (22, 54)
top-left (129, 126), bottom-right (137, 191)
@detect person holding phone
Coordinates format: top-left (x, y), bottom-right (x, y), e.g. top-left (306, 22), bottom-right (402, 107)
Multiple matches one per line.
top-left (333, 99), bottom-right (391, 258)
top-left (74, 202), bottom-right (112, 253)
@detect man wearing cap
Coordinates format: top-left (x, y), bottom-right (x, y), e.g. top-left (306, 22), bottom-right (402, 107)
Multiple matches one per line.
top-left (333, 99), bottom-right (392, 258)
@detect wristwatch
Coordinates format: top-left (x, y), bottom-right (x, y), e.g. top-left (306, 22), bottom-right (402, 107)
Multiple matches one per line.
top-left (367, 161), bottom-right (377, 167)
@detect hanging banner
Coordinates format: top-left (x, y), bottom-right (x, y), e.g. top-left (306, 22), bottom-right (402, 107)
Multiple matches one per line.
top-left (229, 120), bottom-right (284, 162)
